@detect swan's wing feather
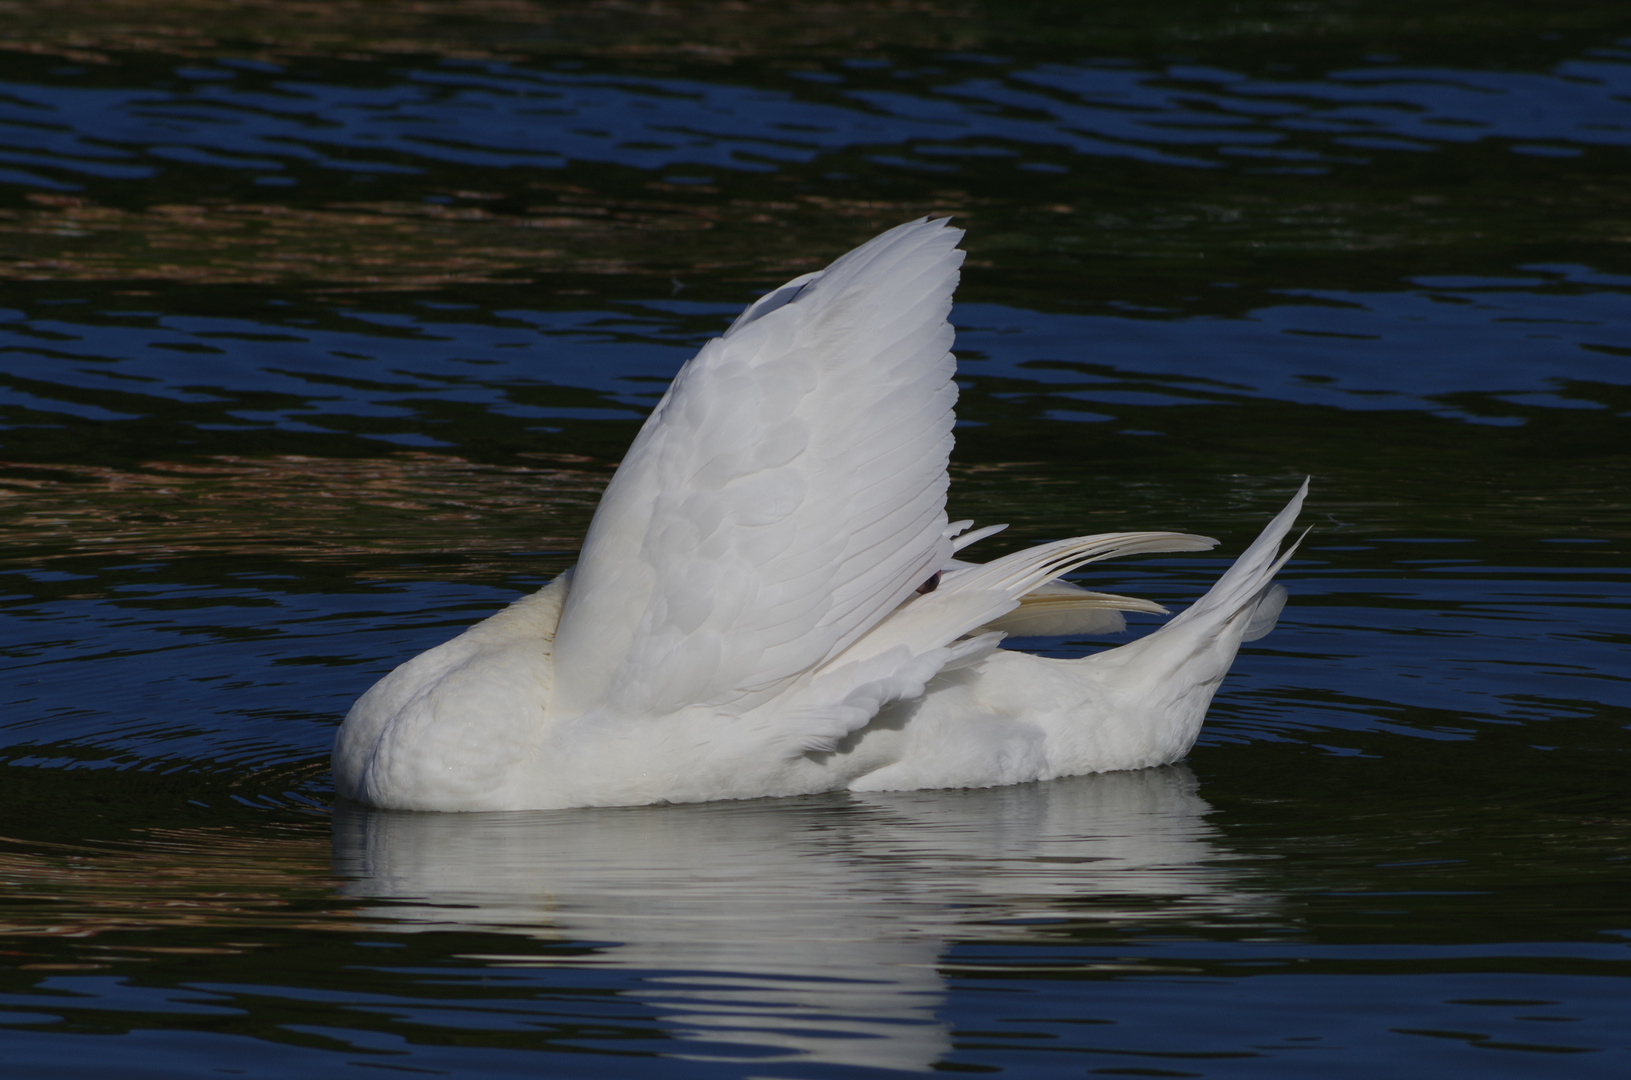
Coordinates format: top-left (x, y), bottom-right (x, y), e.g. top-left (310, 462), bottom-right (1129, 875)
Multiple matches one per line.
top-left (753, 529), bottom-right (1215, 758)
top-left (983, 589), bottom-right (1168, 638)
top-left (551, 219), bottom-right (966, 719)
top-left (820, 530), bottom-right (1218, 675)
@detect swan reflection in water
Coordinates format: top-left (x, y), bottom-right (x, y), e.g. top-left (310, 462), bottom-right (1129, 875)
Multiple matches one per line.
top-left (332, 765), bottom-right (1261, 1072)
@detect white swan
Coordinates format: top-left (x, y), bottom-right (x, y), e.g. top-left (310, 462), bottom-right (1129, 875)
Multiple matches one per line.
top-left (333, 218), bottom-right (1305, 811)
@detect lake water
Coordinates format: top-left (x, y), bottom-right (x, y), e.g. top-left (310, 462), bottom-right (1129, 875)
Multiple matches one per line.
top-left (1, 3), bottom-right (1629, 1077)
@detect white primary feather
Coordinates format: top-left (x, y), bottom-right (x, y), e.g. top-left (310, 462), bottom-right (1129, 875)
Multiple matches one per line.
top-left (333, 219), bottom-right (1310, 811)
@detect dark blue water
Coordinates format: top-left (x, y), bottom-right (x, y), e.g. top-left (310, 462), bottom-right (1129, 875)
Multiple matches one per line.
top-left (2, 4), bottom-right (1629, 1077)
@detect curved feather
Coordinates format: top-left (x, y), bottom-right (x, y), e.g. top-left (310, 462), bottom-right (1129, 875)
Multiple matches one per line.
top-left (551, 218), bottom-right (967, 721)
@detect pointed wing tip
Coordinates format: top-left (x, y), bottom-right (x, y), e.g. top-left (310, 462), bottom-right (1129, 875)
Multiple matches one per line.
top-left (892, 214), bottom-right (965, 248)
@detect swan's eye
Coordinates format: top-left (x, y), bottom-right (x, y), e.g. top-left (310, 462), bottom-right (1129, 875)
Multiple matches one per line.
top-left (916, 571), bottom-right (941, 595)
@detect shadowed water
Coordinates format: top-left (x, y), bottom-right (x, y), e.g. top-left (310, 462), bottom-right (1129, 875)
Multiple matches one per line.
top-left (1, 3), bottom-right (1629, 1077)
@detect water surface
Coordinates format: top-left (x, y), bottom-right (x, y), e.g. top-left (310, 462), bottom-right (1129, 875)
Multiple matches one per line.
top-left (2, 3), bottom-right (1629, 1077)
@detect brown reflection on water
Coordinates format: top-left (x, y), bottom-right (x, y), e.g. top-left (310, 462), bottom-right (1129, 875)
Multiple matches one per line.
top-left (0, 191), bottom-right (978, 287)
top-left (9, 0), bottom-right (1620, 65)
top-left (0, 452), bottom-right (603, 575)
top-left (0, 825), bottom-right (339, 966)
top-left (1, 0), bottom-right (985, 65)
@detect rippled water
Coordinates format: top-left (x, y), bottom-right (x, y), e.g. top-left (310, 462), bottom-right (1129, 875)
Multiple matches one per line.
top-left (2, 3), bottom-right (1629, 1077)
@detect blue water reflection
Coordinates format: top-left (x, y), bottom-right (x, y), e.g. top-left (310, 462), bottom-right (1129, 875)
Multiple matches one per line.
top-left (5, 44), bottom-right (1631, 192)
top-left (4, 269), bottom-right (1629, 440)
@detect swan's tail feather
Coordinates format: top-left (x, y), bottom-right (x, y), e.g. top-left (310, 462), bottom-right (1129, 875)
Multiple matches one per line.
top-left (1240, 583), bottom-right (1289, 643)
top-left (1165, 478), bottom-right (1309, 634)
top-left (1072, 481), bottom-right (1309, 766)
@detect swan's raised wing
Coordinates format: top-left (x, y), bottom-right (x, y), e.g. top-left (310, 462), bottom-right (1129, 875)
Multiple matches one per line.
top-left (551, 219), bottom-right (965, 720)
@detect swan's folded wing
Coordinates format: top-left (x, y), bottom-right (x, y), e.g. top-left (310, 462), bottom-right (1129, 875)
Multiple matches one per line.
top-left (551, 219), bottom-right (966, 720)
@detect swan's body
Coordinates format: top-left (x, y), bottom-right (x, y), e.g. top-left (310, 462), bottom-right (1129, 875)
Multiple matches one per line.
top-left (333, 219), bottom-right (1305, 811)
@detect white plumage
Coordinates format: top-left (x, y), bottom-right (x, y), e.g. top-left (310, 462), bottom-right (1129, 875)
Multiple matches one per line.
top-left (332, 218), bottom-right (1306, 811)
